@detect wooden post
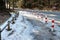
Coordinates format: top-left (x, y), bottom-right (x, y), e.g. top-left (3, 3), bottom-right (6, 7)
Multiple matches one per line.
top-left (6, 21), bottom-right (12, 31)
top-left (12, 17), bottom-right (15, 24)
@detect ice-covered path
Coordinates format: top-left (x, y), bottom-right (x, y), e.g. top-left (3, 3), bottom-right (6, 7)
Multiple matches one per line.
top-left (23, 15), bottom-right (60, 40)
top-left (2, 12), bottom-right (34, 40)
top-left (20, 11), bottom-right (60, 40)
top-left (1, 11), bottom-right (60, 40)
top-left (25, 16), bottom-right (59, 40)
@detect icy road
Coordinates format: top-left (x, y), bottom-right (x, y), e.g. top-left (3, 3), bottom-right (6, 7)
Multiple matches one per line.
top-left (1, 11), bottom-right (60, 40)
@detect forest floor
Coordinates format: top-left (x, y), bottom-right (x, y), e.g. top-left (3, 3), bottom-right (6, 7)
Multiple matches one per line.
top-left (0, 11), bottom-right (11, 25)
top-left (0, 9), bottom-right (13, 25)
top-left (0, 14), bottom-right (10, 25)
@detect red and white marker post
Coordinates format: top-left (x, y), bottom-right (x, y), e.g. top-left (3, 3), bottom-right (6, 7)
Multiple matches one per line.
top-left (40, 14), bottom-right (43, 21)
top-left (51, 19), bottom-right (55, 31)
top-left (45, 16), bottom-right (48, 23)
top-left (33, 13), bottom-right (36, 15)
top-left (40, 14), bottom-right (43, 18)
top-left (38, 16), bottom-right (41, 19)
top-left (57, 23), bottom-right (60, 26)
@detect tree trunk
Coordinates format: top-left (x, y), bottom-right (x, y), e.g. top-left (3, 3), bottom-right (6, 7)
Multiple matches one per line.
top-left (0, 0), bottom-right (11, 16)
top-left (0, 0), bottom-right (6, 11)
top-left (13, 0), bottom-right (14, 10)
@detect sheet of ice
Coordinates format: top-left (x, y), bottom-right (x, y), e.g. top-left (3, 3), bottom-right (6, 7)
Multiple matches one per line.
top-left (1, 11), bottom-right (60, 40)
top-left (1, 12), bottom-right (34, 40)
